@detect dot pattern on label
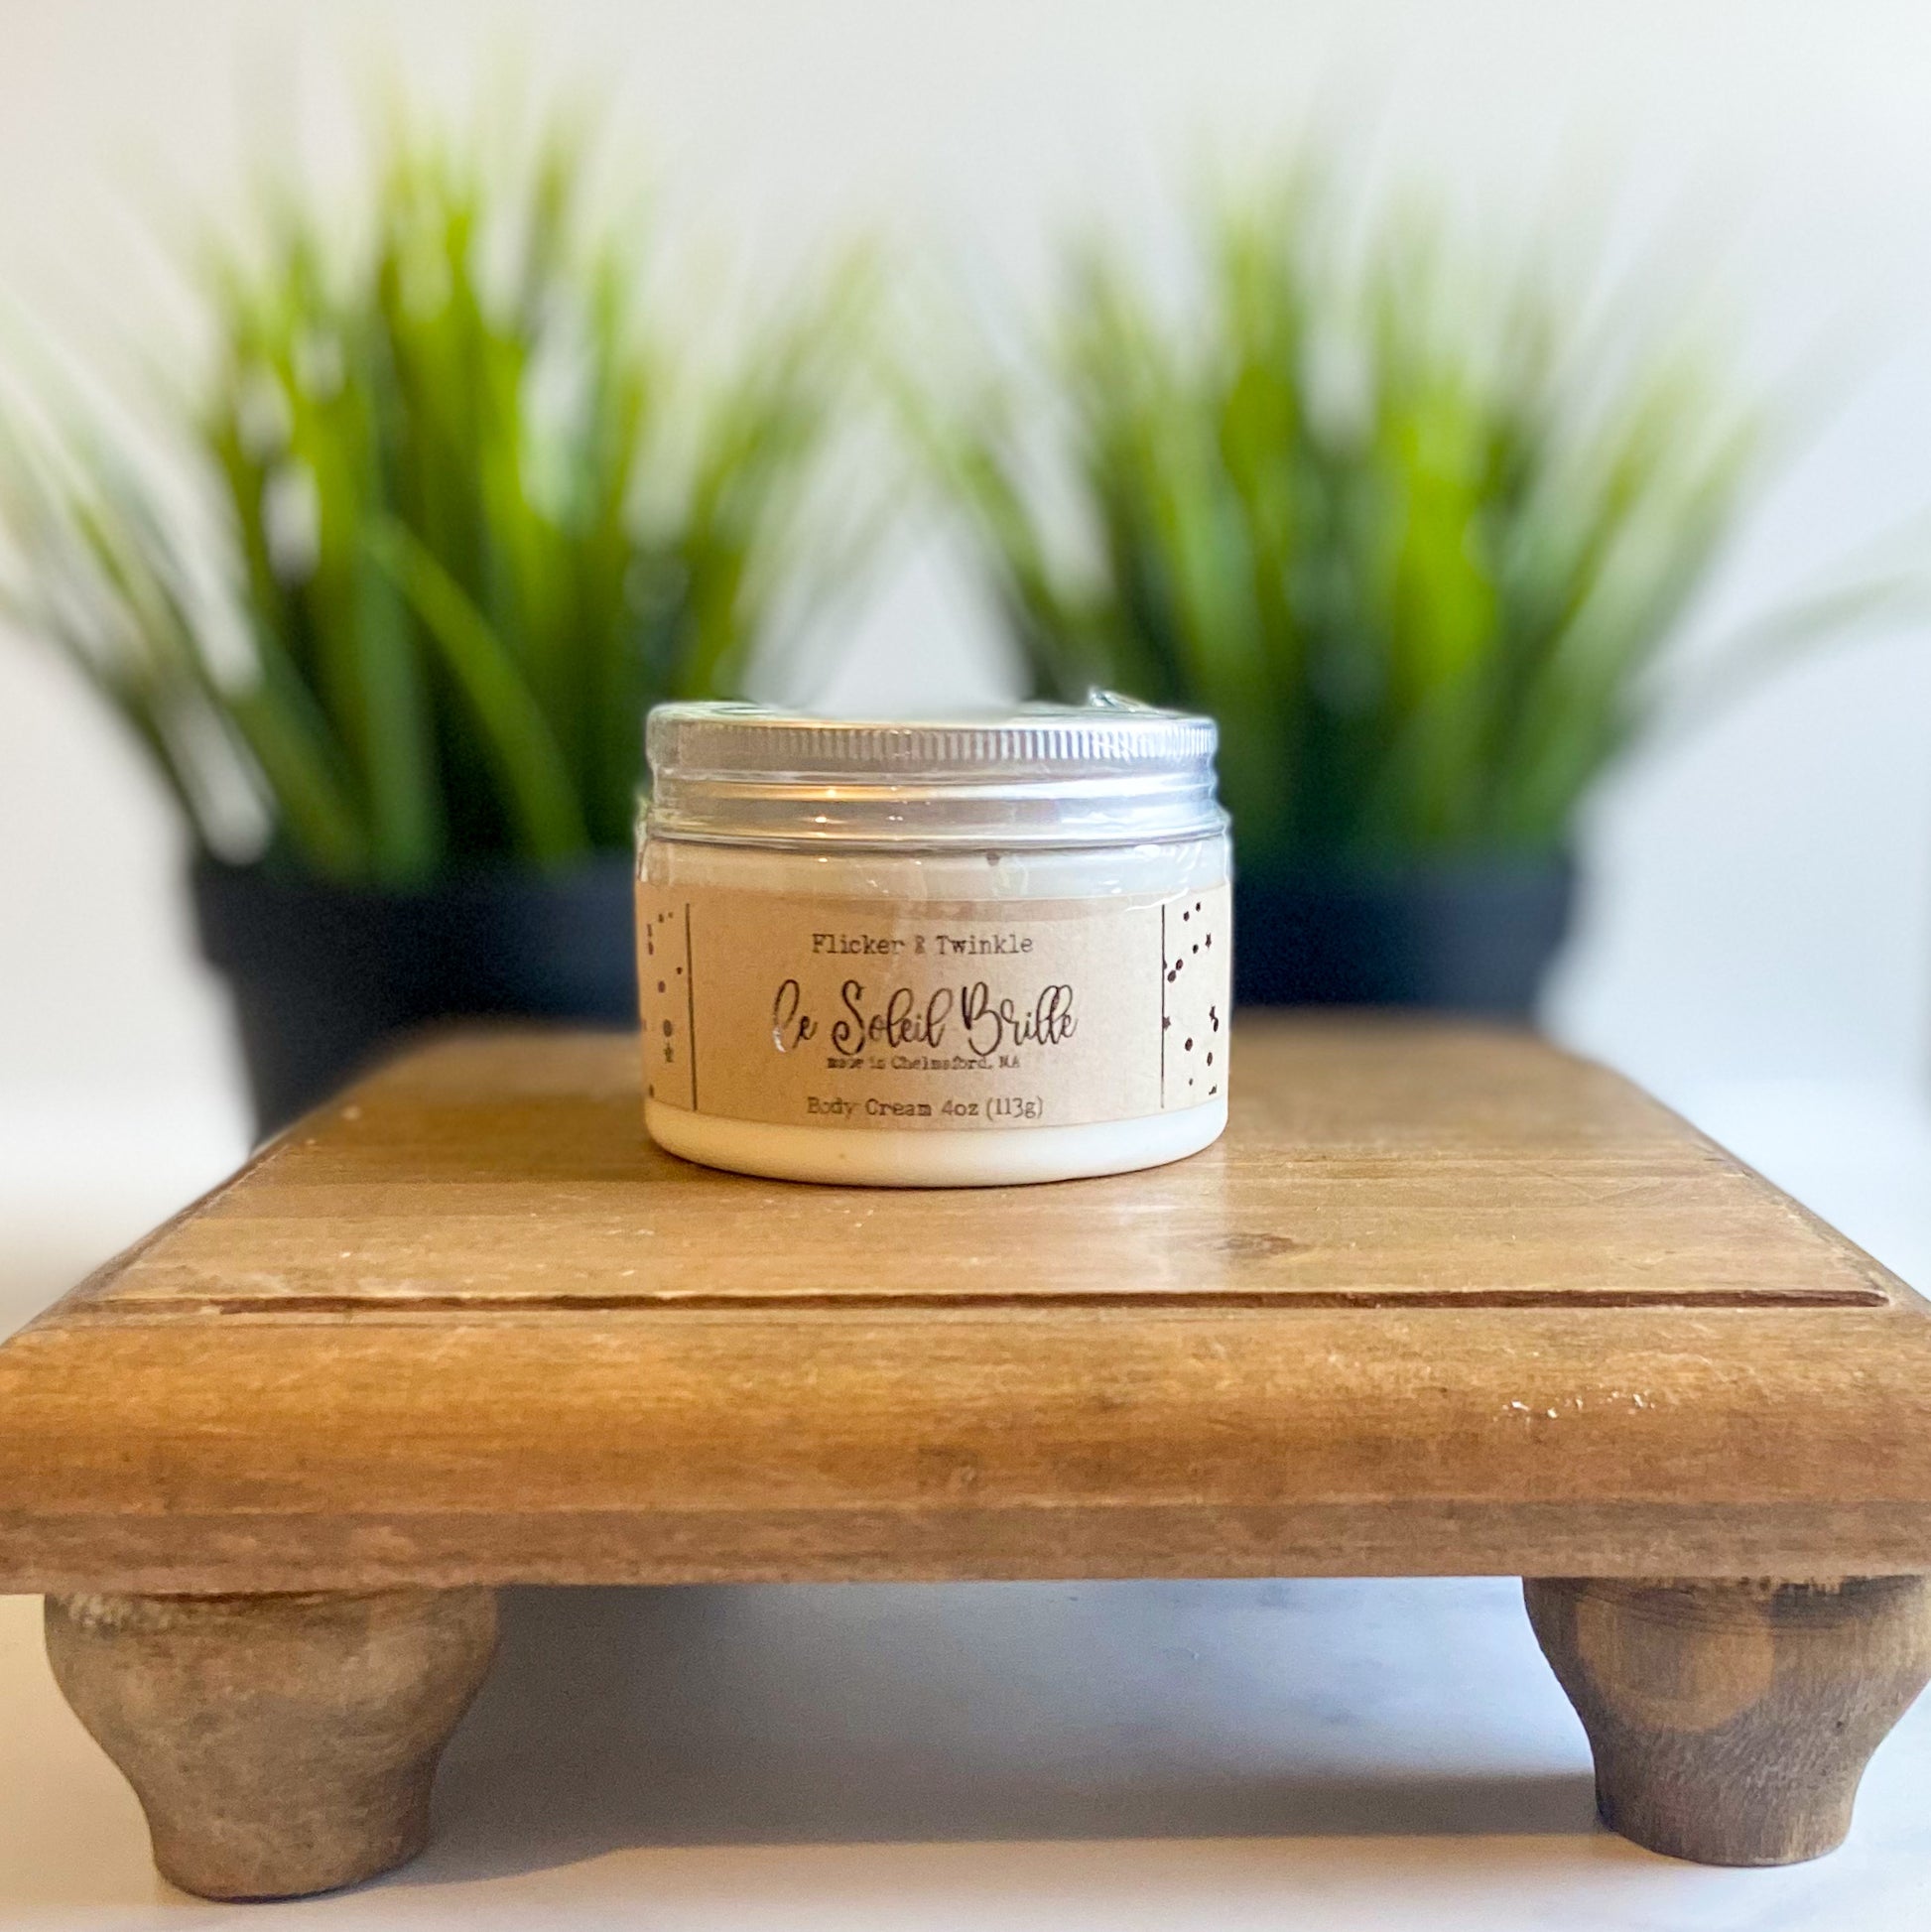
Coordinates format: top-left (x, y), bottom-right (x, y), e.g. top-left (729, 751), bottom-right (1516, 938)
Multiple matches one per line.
top-left (1163, 895), bottom-right (1229, 1106)
top-left (637, 900), bottom-right (698, 1109)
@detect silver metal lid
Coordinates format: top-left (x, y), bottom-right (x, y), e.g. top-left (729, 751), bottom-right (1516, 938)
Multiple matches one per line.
top-left (644, 699), bottom-right (1225, 849)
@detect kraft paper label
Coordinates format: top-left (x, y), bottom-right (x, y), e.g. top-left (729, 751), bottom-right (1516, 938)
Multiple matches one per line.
top-left (638, 882), bottom-right (1229, 1130)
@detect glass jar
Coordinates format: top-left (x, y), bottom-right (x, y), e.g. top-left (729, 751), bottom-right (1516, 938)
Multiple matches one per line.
top-left (636, 701), bottom-right (1231, 1186)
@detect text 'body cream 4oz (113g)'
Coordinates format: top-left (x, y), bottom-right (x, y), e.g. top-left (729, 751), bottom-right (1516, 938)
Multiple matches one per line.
top-left (635, 701), bottom-right (1232, 1186)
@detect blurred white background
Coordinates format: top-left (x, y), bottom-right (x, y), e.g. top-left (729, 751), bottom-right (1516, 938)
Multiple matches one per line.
top-left (2, 11), bottom-right (1931, 1927)
top-left (3, 2), bottom-right (1930, 1293)
top-left (6, 4), bottom-right (1931, 1216)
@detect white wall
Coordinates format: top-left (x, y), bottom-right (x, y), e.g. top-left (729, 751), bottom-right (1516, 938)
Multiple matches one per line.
top-left (3, 0), bottom-right (1930, 1197)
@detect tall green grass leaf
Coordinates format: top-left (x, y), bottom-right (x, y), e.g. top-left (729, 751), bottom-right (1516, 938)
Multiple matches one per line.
top-left (368, 520), bottom-right (588, 863)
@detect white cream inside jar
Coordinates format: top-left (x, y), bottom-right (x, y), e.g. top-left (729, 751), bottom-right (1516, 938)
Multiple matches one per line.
top-left (636, 702), bottom-right (1231, 1187)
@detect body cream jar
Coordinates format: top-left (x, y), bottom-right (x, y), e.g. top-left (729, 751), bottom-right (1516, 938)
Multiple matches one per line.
top-left (636, 701), bottom-right (1231, 1187)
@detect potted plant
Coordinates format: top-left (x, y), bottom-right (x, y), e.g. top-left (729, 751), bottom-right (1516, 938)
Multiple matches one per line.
top-left (0, 110), bottom-right (865, 1134)
top-left (922, 177), bottom-right (1796, 1014)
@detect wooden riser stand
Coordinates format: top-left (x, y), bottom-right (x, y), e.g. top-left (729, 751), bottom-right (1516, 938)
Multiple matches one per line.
top-left (6, 1022), bottom-right (1931, 1897)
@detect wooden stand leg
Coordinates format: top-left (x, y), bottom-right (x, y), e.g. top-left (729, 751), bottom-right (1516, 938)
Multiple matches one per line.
top-left (44, 1588), bottom-right (498, 1900)
top-left (1524, 1575), bottom-right (1931, 1866)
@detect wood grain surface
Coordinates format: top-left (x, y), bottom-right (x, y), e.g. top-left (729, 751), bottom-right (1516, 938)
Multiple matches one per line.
top-left (1524, 1575), bottom-right (1931, 1865)
top-left (2, 1017), bottom-right (1927, 1593)
top-left (53, 1021), bottom-right (1898, 1314)
top-left (46, 1587), bottom-right (498, 1897)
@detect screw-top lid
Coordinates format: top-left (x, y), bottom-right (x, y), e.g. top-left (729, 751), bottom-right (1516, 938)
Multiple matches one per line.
top-left (644, 697), bottom-right (1225, 849)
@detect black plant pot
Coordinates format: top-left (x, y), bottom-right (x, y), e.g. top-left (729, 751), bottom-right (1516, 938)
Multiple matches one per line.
top-left (1232, 855), bottom-right (1576, 1017)
top-left (193, 855), bottom-right (638, 1139)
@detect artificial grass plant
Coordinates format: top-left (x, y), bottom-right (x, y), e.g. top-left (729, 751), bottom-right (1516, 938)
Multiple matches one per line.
top-left (0, 108), bottom-right (866, 886)
top-left (922, 177), bottom-right (1857, 878)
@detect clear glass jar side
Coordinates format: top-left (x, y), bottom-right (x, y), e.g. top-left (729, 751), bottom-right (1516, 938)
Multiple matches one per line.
top-left (637, 831), bottom-right (1230, 903)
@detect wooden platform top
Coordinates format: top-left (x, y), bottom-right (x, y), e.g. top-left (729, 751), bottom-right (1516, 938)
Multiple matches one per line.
top-left (3, 1017), bottom-right (1929, 1593)
top-left (48, 1022), bottom-right (1903, 1318)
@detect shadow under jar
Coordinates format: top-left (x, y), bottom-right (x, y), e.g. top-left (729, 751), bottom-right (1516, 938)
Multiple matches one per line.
top-left (635, 701), bottom-right (1231, 1186)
